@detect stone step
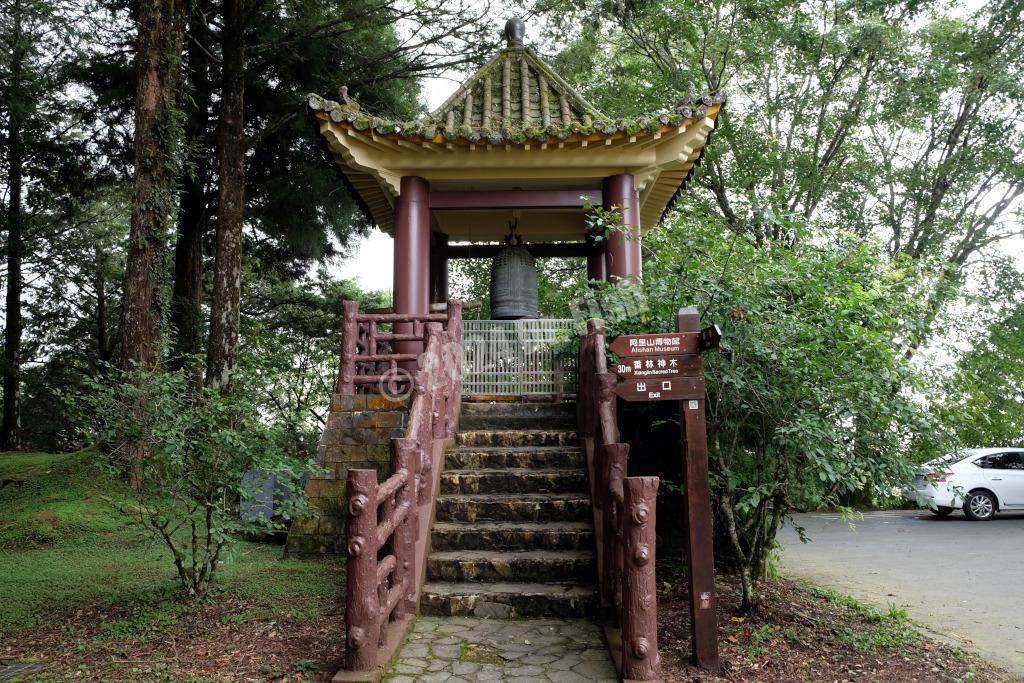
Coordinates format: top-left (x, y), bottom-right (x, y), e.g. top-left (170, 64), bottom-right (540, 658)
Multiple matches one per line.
top-left (445, 446), bottom-right (586, 470)
top-left (458, 414), bottom-right (577, 431)
top-left (426, 550), bottom-right (596, 583)
top-left (437, 493), bottom-right (592, 523)
top-left (440, 468), bottom-right (588, 495)
top-left (431, 521), bottom-right (594, 551)
top-left (420, 581), bottom-right (599, 619)
top-left (455, 430), bottom-right (578, 448)
top-left (460, 402), bottom-right (576, 418)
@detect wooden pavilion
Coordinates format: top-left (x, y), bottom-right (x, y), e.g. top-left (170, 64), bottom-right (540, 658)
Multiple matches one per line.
top-left (298, 18), bottom-right (726, 682)
top-left (308, 18), bottom-right (723, 317)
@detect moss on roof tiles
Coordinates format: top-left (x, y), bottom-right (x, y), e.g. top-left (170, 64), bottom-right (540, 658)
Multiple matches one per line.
top-left (307, 89), bottom-right (725, 146)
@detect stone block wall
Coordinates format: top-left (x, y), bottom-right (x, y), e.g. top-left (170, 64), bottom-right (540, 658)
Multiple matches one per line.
top-left (285, 394), bottom-right (410, 555)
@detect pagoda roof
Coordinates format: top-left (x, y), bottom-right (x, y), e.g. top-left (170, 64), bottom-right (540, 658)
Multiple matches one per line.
top-left (308, 18), bottom-right (724, 240)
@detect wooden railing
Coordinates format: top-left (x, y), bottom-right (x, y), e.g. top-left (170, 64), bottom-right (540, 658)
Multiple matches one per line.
top-left (577, 318), bottom-right (661, 681)
top-left (339, 300), bottom-right (462, 679)
top-left (337, 300), bottom-right (456, 395)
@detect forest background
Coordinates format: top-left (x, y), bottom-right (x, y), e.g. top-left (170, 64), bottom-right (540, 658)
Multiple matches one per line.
top-left (1, 0), bottom-right (1023, 607)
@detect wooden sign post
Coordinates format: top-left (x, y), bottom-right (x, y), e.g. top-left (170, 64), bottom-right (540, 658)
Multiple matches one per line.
top-left (676, 308), bottom-right (720, 670)
top-left (610, 308), bottom-right (720, 670)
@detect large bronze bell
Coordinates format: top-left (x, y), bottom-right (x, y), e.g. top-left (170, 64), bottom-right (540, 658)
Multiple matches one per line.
top-left (490, 222), bottom-right (539, 319)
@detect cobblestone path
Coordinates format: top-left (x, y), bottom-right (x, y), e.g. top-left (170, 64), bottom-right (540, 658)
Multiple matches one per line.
top-left (385, 616), bottom-right (618, 682)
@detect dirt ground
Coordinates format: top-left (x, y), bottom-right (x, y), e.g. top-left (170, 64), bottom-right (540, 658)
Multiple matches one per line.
top-left (1, 593), bottom-right (346, 682)
top-left (657, 558), bottom-right (1021, 683)
top-left (3, 560), bottom-right (1020, 682)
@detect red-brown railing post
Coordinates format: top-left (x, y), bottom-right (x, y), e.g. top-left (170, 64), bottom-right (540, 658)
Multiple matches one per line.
top-left (677, 307), bottom-right (720, 670)
top-left (604, 443), bottom-right (628, 615)
top-left (345, 468), bottom-right (379, 670)
top-left (577, 328), bottom-right (594, 438)
top-left (338, 300), bottom-right (360, 394)
top-left (446, 299), bottom-right (462, 341)
top-left (411, 369), bottom-right (431, 505)
top-left (597, 373), bottom-right (619, 445)
top-left (621, 476), bottom-right (661, 680)
top-left (390, 438), bottom-right (418, 620)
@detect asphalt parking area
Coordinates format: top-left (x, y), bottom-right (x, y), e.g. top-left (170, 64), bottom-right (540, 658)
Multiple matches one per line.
top-left (779, 509), bottom-right (1024, 676)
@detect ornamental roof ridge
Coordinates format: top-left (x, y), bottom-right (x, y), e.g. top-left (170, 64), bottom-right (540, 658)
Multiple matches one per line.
top-left (427, 44), bottom-right (607, 131)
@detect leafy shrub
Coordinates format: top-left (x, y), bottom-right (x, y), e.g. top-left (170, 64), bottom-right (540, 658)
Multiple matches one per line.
top-left (71, 365), bottom-right (318, 598)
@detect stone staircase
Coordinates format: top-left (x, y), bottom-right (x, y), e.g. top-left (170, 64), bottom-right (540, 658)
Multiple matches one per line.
top-left (420, 402), bottom-right (599, 619)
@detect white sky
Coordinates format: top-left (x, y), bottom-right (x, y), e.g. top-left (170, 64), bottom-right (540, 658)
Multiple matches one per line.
top-left (331, 66), bottom-right (470, 293)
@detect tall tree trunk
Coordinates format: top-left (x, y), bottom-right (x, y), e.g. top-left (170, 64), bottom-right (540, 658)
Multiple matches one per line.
top-left (121, 0), bottom-right (187, 373)
top-left (2, 0), bottom-right (26, 451)
top-left (169, 1), bottom-right (213, 371)
top-left (120, 0), bottom-right (187, 483)
top-left (95, 261), bottom-right (111, 366)
top-left (205, 0), bottom-right (246, 392)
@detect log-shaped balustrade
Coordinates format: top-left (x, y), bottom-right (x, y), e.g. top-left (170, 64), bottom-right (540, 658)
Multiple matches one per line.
top-left (577, 318), bottom-right (661, 681)
top-left (337, 300), bottom-right (453, 395)
top-left (339, 300), bottom-right (462, 679)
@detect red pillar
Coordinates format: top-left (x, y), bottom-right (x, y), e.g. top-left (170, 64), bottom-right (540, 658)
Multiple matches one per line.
top-left (603, 174), bottom-right (642, 283)
top-left (394, 176), bottom-right (430, 365)
top-left (586, 231), bottom-right (607, 284)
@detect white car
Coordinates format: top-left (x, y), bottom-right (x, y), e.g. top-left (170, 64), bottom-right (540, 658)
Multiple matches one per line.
top-left (909, 448), bottom-right (1024, 521)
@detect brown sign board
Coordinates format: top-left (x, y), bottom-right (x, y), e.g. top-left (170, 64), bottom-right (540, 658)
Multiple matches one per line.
top-left (614, 376), bottom-right (705, 402)
top-left (614, 354), bottom-right (702, 379)
top-left (699, 325), bottom-right (722, 352)
top-left (609, 332), bottom-right (699, 357)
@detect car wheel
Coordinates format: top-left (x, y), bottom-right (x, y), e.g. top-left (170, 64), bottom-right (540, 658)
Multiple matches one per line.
top-left (963, 491), bottom-right (996, 521)
top-left (931, 507), bottom-right (954, 517)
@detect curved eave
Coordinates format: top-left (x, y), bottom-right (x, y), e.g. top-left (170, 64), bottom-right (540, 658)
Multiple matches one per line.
top-left (313, 103), bottom-right (721, 236)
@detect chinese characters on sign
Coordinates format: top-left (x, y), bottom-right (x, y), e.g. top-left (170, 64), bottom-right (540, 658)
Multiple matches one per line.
top-left (611, 314), bottom-right (722, 670)
top-left (610, 334), bottom-right (705, 402)
top-left (608, 332), bottom-right (699, 357)
top-left (613, 376), bottom-right (705, 402)
top-left (613, 354), bottom-right (700, 379)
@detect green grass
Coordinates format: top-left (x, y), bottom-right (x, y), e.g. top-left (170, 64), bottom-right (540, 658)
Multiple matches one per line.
top-left (0, 450), bottom-right (341, 638)
top-left (0, 451), bottom-right (135, 548)
top-left (800, 583), bottom-right (922, 651)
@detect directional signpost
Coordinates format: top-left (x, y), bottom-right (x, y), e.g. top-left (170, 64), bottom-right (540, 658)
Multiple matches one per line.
top-left (609, 309), bottom-right (722, 670)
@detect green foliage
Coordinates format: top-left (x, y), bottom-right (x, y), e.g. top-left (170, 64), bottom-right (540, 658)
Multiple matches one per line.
top-left (538, 0), bottom-right (1024, 327)
top-left (940, 302), bottom-right (1024, 447)
top-left (578, 212), bottom-right (941, 607)
top-left (240, 268), bottom-right (390, 453)
top-left (70, 365), bottom-right (319, 598)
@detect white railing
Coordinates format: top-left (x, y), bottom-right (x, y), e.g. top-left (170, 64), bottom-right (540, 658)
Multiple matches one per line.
top-left (462, 319), bottom-right (578, 397)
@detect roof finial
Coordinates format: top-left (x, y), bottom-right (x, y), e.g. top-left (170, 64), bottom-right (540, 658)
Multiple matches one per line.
top-left (504, 17), bottom-right (526, 47)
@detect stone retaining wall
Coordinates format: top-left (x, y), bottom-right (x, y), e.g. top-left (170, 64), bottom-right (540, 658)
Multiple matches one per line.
top-left (285, 393), bottom-right (409, 555)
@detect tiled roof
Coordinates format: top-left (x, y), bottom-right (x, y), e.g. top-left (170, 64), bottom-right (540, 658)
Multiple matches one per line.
top-left (307, 19), bottom-right (724, 147)
top-left (307, 18), bottom-right (724, 236)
